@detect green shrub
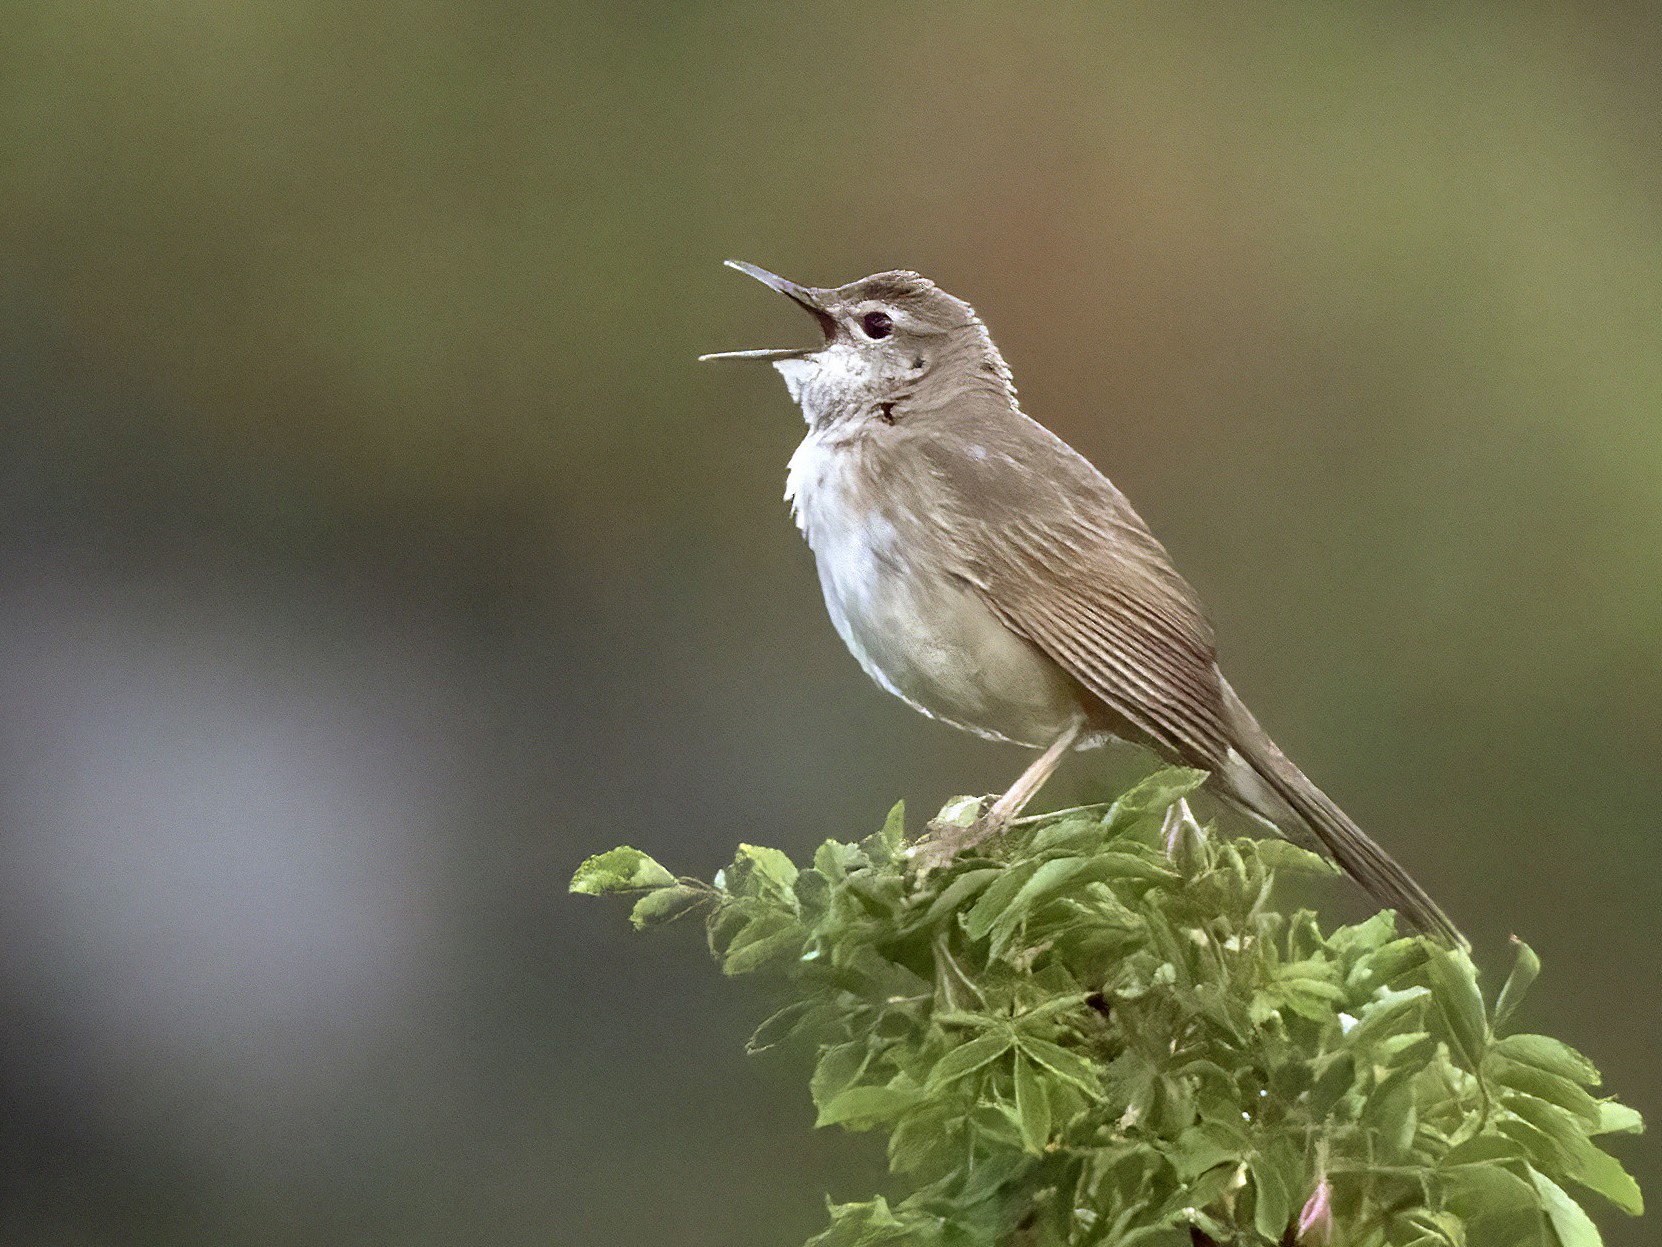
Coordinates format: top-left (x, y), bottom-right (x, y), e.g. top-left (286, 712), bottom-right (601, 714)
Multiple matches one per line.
top-left (572, 768), bottom-right (1643, 1246)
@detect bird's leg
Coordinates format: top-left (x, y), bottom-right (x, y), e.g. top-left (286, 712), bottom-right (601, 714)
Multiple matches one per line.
top-left (911, 715), bottom-right (1085, 872)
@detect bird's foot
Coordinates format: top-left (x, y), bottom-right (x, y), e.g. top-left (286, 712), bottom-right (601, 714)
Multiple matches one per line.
top-left (909, 798), bottom-right (1011, 876)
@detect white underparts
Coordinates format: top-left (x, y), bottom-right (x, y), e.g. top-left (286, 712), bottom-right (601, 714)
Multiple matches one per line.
top-left (784, 426), bottom-right (1087, 748)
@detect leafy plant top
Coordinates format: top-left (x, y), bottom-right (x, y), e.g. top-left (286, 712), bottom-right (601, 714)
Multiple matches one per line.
top-left (572, 770), bottom-right (1643, 1247)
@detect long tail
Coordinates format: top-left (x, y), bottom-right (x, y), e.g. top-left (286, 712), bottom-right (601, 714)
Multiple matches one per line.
top-left (1215, 680), bottom-right (1468, 949)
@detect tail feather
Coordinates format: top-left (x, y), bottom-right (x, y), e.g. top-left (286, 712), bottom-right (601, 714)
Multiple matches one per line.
top-left (1217, 681), bottom-right (1468, 949)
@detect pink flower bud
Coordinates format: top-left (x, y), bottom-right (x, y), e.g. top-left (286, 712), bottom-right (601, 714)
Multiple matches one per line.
top-left (1297, 1179), bottom-right (1332, 1244)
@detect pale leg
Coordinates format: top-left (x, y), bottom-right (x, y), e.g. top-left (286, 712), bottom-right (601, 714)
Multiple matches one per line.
top-left (912, 715), bottom-right (1086, 870)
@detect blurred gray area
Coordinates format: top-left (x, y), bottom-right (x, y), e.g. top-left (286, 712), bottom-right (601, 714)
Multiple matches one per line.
top-left (1, 5), bottom-right (1657, 1244)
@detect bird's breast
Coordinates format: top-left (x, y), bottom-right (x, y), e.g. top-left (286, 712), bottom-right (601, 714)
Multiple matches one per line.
top-left (785, 433), bottom-right (1085, 747)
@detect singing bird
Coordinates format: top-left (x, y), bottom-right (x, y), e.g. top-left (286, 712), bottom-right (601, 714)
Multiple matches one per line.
top-left (702, 261), bottom-right (1464, 946)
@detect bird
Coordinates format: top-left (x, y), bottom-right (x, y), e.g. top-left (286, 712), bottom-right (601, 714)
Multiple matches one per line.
top-left (700, 260), bottom-right (1465, 947)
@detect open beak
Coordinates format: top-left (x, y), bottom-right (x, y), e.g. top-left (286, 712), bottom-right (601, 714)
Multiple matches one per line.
top-left (698, 260), bottom-right (837, 362)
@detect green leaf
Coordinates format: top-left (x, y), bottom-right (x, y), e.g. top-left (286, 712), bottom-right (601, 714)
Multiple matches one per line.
top-left (568, 846), bottom-right (675, 895)
top-left (1489, 1056), bottom-right (1602, 1126)
top-left (1396, 1209), bottom-right (1466, 1247)
top-left (813, 838), bottom-right (866, 880)
top-left (815, 1084), bottom-right (920, 1129)
top-left (811, 1042), bottom-right (870, 1109)
top-left (1254, 838), bottom-right (1342, 877)
top-left (1104, 766), bottom-right (1210, 832)
top-left (1504, 1092), bottom-right (1591, 1166)
top-left (1440, 1154), bottom-right (1541, 1234)
top-left (746, 1000), bottom-right (815, 1053)
top-left (720, 911), bottom-right (803, 975)
top-left (1495, 937), bottom-right (1541, 1031)
top-left (1440, 1134), bottom-right (1527, 1169)
top-left (1306, 1052), bottom-right (1356, 1118)
top-left (1374, 1031), bottom-right (1436, 1070)
top-left (1593, 1102), bottom-right (1644, 1136)
top-left (1014, 1050), bottom-right (1052, 1154)
top-left (861, 800), bottom-right (906, 863)
top-left (917, 867), bottom-right (1001, 929)
top-left (568, 776), bottom-right (1642, 1247)
top-left (1531, 1169), bottom-right (1605, 1247)
top-left (1016, 1036), bottom-right (1100, 1094)
top-left (1250, 1149), bottom-right (1293, 1241)
top-left (886, 1101), bottom-right (964, 1177)
top-left (1493, 1034), bottom-right (1602, 1087)
top-left (1085, 850), bottom-right (1180, 884)
top-left (986, 856), bottom-right (1092, 954)
top-left (1029, 812), bottom-right (1111, 854)
top-left (1169, 1123), bottom-right (1242, 1181)
top-left (735, 843), bottom-right (799, 896)
top-left (1427, 947), bottom-right (1489, 1072)
top-left (926, 1031), bottom-right (1013, 1089)
top-left (963, 861), bottom-right (1041, 940)
top-left (1344, 985), bottom-right (1431, 1050)
top-left (1569, 1144), bottom-right (1644, 1216)
top-left (629, 884), bottom-right (705, 929)
top-left (807, 1196), bottom-right (915, 1247)
top-left (1500, 1093), bottom-right (1643, 1212)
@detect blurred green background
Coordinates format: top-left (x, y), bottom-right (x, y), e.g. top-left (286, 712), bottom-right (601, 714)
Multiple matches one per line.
top-left (1, 4), bottom-right (1657, 1244)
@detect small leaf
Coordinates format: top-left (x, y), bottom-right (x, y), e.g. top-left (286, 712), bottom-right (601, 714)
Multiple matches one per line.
top-left (720, 911), bottom-right (803, 975)
top-left (1531, 1169), bottom-right (1605, 1247)
top-left (569, 846), bottom-right (675, 895)
top-left (629, 884), bottom-right (706, 929)
top-left (861, 800), bottom-right (907, 862)
top-left (1440, 1134), bottom-right (1526, 1168)
top-left (1029, 812), bottom-right (1111, 854)
top-left (917, 867), bottom-right (1001, 929)
top-left (1085, 851), bottom-right (1179, 884)
top-left (1374, 1031), bottom-right (1436, 1070)
top-left (1250, 1149), bottom-right (1293, 1242)
top-left (1396, 1209), bottom-right (1467, 1247)
top-left (1104, 766), bottom-right (1210, 833)
top-left (886, 1102), bottom-right (963, 1177)
top-left (1570, 1144), bottom-right (1644, 1216)
top-left (1593, 1102), bottom-right (1644, 1136)
top-left (926, 1031), bottom-right (1013, 1089)
top-left (1169, 1123), bottom-right (1242, 1181)
top-left (736, 843), bottom-right (799, 895)
top-left (1016, 1036), bottom-right (1101, 1094)
top-left (1306, 1053), bottom-right (1356, 1118)
top-left (815, 1083), bottom-right (920, 1129)
top-left (1493, 1034), bottom-right (1602, 1087)
top-left (1504, 1092), bottom-right (1591, 1165)
top-left (793, 868), bottom-right (832, 919)
top-left (1489, 1056), bottom-right (1602, 1126)
top-left (986, 856), bottom-right (1090, 955)
top-left (1255, 838), bottom-right (1342, 877)
top-left (810, 1042), bottom-right (869, 1109)
top-left (1494, 937), bottom-right (1541, 1031)
top-left (931, 795), bottom-right (980, 828)
top-left (1344, 985), bottom-right (1431, 1050)
top-left (963, 861), bottom-right (1041, 940)
top-left (805, 1198), bottom-right (899, 1247)
top-left (813, 839), bottom-right (866, 880)
top-left (746, 1000), bottom-right (814, 1053)
top-left (1014, 1050), bottom-right (1052, 1154)
top-left (1426, 947), bottom-right (1489, 1072)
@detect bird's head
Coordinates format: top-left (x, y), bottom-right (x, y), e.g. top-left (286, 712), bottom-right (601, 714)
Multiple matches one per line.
top-left (701, 261), bottom-right (1013, 429)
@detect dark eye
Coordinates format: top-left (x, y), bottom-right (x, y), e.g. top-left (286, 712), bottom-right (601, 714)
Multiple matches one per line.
top-left (860, 310), bottom-right (894, 339)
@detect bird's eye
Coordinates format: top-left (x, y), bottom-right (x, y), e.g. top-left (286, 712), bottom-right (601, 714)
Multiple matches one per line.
top-left (860, 310), bottom-right (894, 339)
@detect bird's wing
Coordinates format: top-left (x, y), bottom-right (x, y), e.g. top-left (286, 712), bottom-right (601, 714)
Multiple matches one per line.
top-left (915, 415), bottom-right (1233, 764)
top-left (908, 412), bottom-right (1467, 943)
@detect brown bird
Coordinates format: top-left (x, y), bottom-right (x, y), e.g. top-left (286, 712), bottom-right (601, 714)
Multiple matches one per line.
top-left (702, 261), bottom-right (1465, 947)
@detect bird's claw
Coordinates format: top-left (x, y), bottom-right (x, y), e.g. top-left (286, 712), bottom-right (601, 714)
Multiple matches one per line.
top-left (908, 802), bottom-right (1010, 876)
